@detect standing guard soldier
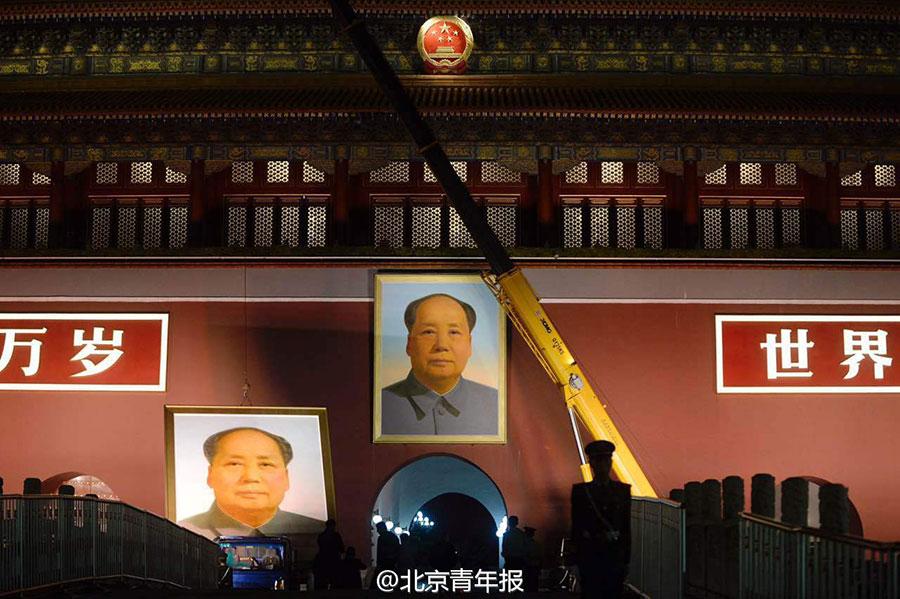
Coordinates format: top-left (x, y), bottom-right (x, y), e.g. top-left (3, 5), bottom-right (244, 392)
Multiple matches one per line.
top-left (571, 440), bottom-right (632, 598)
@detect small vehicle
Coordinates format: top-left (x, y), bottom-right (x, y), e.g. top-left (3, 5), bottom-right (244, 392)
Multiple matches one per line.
top-left (217, 536), bottom-right (292, 590)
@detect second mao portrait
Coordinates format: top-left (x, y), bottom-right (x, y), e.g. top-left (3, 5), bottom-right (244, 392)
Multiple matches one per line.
top-left (374, 273), bottom-right (507, 443)
top-left (164, 406), bottom-right (336, 541)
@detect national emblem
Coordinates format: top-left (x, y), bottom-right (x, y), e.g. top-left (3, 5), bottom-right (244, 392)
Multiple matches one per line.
top-left (417, 16), bottom-right (474, 74)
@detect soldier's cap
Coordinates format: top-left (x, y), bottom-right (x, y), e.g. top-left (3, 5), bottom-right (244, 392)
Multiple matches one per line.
top-left (585, 440), bottom-right (616, 457)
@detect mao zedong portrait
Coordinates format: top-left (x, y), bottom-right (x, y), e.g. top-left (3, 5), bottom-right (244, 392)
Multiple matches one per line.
top-left (381, 293), bottom-right (498, 435)
top-left (179, 427), bottom-right (324, 538)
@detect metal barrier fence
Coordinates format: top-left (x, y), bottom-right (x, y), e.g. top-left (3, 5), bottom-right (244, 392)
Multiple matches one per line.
top-left (630, 496), bottom-right (685, 599)
top-left (0, 495), bottom-right (220, 594)
top-left (737, 514), bottom-right (899, 599)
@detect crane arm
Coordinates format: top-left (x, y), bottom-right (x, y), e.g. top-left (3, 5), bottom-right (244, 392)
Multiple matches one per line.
top-left (330, 0), bottom-right (656, 497)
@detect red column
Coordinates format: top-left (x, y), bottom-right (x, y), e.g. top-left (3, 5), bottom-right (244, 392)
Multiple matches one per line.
top-left (332, 158), bottom-right (350, 246)
top-left (683, 160), bottom-right (699, 248)
top-left (189, 159), bottom-right (205, 247)
top-left (48, 161), bottom-right (65, 248)
top-left (824, 161), bottom-right (841, 248)
top-left (537, 158), bottom-right (557, 247)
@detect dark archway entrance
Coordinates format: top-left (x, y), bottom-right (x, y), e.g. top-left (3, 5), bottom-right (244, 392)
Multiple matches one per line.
top-left (370, 455), bottom-right (507, 566)
top-left (416, 492), bottom-right (499, 570)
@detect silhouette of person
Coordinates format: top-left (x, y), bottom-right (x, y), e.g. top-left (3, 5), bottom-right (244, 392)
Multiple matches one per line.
top-left (375, 521), bottom-right (401, 574)
top-left (502, 515), bottom-right (527, 571)
top-left (335, 546), bottom-right (366, 589)
top-left (315, 518), bottom-right (344, 589)
top-left (523, 526), bottom-right (541, 591)
top-left (571, 440), bottom-right (631, 599)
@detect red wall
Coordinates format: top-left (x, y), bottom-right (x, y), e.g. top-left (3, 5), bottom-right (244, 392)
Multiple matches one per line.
top-left (0, 298), bottom-right (897, 558)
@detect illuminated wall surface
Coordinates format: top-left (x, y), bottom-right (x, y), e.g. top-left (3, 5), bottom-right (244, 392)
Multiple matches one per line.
top-left (0, 265), bottom-right (898, 554)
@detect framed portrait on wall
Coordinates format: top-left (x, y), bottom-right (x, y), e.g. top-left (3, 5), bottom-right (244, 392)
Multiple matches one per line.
top-left (164, 406), bottom-right (335, 540)
top-left (374, 273), bottom-right (507, 443)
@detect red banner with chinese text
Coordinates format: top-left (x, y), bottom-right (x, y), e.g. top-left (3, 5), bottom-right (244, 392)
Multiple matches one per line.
top-left (0, 313), bottom-right (168, 391)
top-left (716, 315), bottom-right (900, 393)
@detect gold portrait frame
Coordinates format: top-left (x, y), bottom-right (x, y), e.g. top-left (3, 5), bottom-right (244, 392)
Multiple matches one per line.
top-left (164, 405), bottom-right (337, 526)
top-left (373, 273), bottom-right (507, 444)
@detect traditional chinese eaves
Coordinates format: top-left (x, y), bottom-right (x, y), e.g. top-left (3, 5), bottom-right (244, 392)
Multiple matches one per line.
top-left (1, 0), bottom-right (898, 21)
top-left (1, 78), bottom-right (897, 125)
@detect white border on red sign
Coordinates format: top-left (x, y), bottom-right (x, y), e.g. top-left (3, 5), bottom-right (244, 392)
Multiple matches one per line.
top-left (716, 314), bottom-right (900, 394)
top-left (0, 313), bottom-right (168, 392)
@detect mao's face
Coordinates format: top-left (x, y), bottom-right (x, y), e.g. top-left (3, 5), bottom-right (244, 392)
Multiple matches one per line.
top-left (406, 296), bottom-right (473, 392)
top-left (207, 429), bottom-right (289, 518)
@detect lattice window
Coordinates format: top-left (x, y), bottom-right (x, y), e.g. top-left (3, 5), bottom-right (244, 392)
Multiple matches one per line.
top-left (267, 161), bottom-right (290, 183)
top-left (96, 162), bottom-right (118, 185)
top-left (487, 205), bottom-right (516, 247)
top-left (616, 207), bottom-right (636, 249)
top-left (644, 206), bottom-right (664, 249)
top-left (891, 211), bottom-right (900, 249)
top-left (165, 167), bottom-right (187, 184)
top-left (563, 205), bottom-right (583, 248)
top-left (231, 161), bottom-right (254, 184)
top-left (782, 208), bottom-right (801, 246)
top-left (130, 162), bottom-right (153, 184)
top-left (9, 207), bottom-right (29, 249)
top-left (565, 162), bottom-right (588, 184)
top-left (637, 162), bottom-right (660, 185)
top-left (875, 164), bottom-right (896, 188)
top-left (370, 161), bottom-right (410, 184)
top-left (90, 206), bottom-right (112, 249)
top-left (281, 205), bottom-right (300, 246)
top-left (449, 207), bottom-right (476, 248)
top-left (411, 206), bottom-right (441, 248)
top-left (702, 208), bottom-right (723, 249)
top-left (756, 208), bottom-right (775, 249)
top-left (143, 207), bottom-right (162, 248)
top-left (227, 205), bottom-right (247, 247)
top-left (841, 171), bottom-right (862, 187)
top-left (481, 162), bottom-right (520, 184)
top-left (424, 161), bottom-right (468, 183)
top-left (0, 164), bottom-right (20, 186)
top-left (34, 207), bottom-right (49, 249)
top-left (589, 206), bottom-right (611, 247)
top-left (170, 205), bottom-right (188, 248)
top-left (775, 163), bottom-right (797, 186)
top-left (117, 206), bottom-right (137, 249)
top-left (739, 163), bottom-right (762, 186)
top-left (307, 205), bottom-right (327, 247)
top-left (729, 208), bottom-right (749, 249)
top-left (253, 205), bottom-right (274, 246)
top-left (601, 162), bottom-right (624, 184)
top-left (32, 171), bottom-right (51, 186)
top-left (864, 210), bottom-right (885, 250)
top-left (373, 205), bottom-right (403, 247)
top-left (302, 162), bottom-right (326, 183)
top-left (840, 210), bottom-right (858, 250)
top-left (705, 165), bottom-right (727, 186)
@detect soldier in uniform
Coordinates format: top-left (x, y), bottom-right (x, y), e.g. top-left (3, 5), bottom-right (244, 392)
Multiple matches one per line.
top-left (571, 440), bottom-right (631, 598)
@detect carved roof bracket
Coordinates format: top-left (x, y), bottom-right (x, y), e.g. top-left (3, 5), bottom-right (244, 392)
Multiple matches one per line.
top-left (839, 161), bottom-right (867, 178)
top-left (497, 157), bottom-right (538, 176)
top-left (697, 160), bottom-right (727, 176)
top-left (204, 160), bottom-right (232, 176)
top-left (552, 158), bottom-right (581, 176)
top-left (797, 161), bottom-right (826, 178)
